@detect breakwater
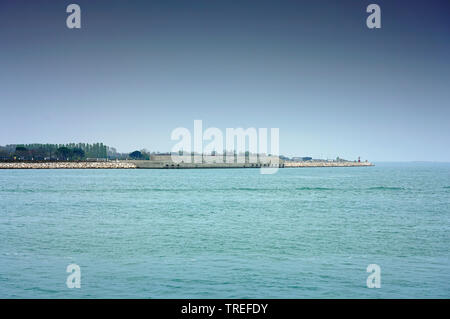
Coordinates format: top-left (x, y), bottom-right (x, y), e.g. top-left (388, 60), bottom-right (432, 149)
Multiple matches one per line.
top-left (284, 161), bottom-right (374, 167)
top-left (0, 160), bottom-right (373, 169)
top-left (130, 160), bottom-right (283, 169)
top-left (0, 162), bottom-right (137, 169)
top-left (131, 160), bottom-right (374, 168)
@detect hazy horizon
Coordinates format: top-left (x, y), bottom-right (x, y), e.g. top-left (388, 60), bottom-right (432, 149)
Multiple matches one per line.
top-left (1, 0), bottom-right (449, 162)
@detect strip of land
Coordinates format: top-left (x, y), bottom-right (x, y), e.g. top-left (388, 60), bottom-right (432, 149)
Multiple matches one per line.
top-left (1, 144), bottom-right (374, 169)
top-left (0, 162), bottom-right (136, 169)
top-left (284, 161), bottom-right (374, 167)
top-left (0, 160), bottom-right (373, 169)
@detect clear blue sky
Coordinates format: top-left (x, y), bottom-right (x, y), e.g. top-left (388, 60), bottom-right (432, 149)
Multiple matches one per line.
top-left (0, 0), bottom-right (449, 161)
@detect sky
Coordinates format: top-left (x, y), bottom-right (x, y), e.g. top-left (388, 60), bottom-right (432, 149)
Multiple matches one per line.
top-left (0, 0), bottom-right (449, 161)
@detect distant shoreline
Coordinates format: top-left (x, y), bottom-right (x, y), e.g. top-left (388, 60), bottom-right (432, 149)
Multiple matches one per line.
top-left (0, 162), bottom-right (137, 169)
top-left (0, 160), bottom-right (374, 169)
top-left (284, 161), bottom-right (374, 168)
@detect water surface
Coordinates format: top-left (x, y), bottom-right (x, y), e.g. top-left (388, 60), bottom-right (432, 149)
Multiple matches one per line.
top-left (0, 163), bottom-right (449, 298)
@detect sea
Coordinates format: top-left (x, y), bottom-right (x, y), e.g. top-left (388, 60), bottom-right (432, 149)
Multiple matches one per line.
top-left (0, 162), bottom-right (449, 298)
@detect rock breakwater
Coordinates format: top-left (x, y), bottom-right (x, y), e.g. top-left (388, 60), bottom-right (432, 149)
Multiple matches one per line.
top-left (0, 162), bottom-right (137, 169)
top-left (284, 161), bottom-right (374, 167)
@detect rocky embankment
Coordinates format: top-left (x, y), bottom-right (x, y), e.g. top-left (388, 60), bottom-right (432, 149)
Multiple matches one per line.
top-left (0, 161), bottom-right (373, 169)
top-left (0, 162), bottom-right (137, 169)
top-left (284, 161), bottom-right (374, 167)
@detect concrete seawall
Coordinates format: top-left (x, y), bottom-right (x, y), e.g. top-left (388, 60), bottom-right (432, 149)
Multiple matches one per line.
top-left (130, 160), bottom-right (282, 169)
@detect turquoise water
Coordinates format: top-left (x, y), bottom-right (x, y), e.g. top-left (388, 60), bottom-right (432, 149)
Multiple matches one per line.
top-left (0, 163), bottom-right (449, 298)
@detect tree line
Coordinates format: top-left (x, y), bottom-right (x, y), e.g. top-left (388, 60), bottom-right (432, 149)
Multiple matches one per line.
top-left (0, 143), bottom-right (156, 161)
top-left (0, 143), bottom-right (109, 161)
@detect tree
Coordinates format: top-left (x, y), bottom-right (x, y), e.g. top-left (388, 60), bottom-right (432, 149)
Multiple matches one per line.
top-left (140, 149), bottom-right (151, 160)
top-left (0, 148), bottom-right (10, 160)
top-left (56, 147), bottom-right (72, 160)
top-left (15, 146), bottom-right (29, 159)
top-left (72, 148), bottom-right (85, 160)
top-left (129, 151), bottom-right (143, 159)
top-left (30, 147), bottom-right (47, 160)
